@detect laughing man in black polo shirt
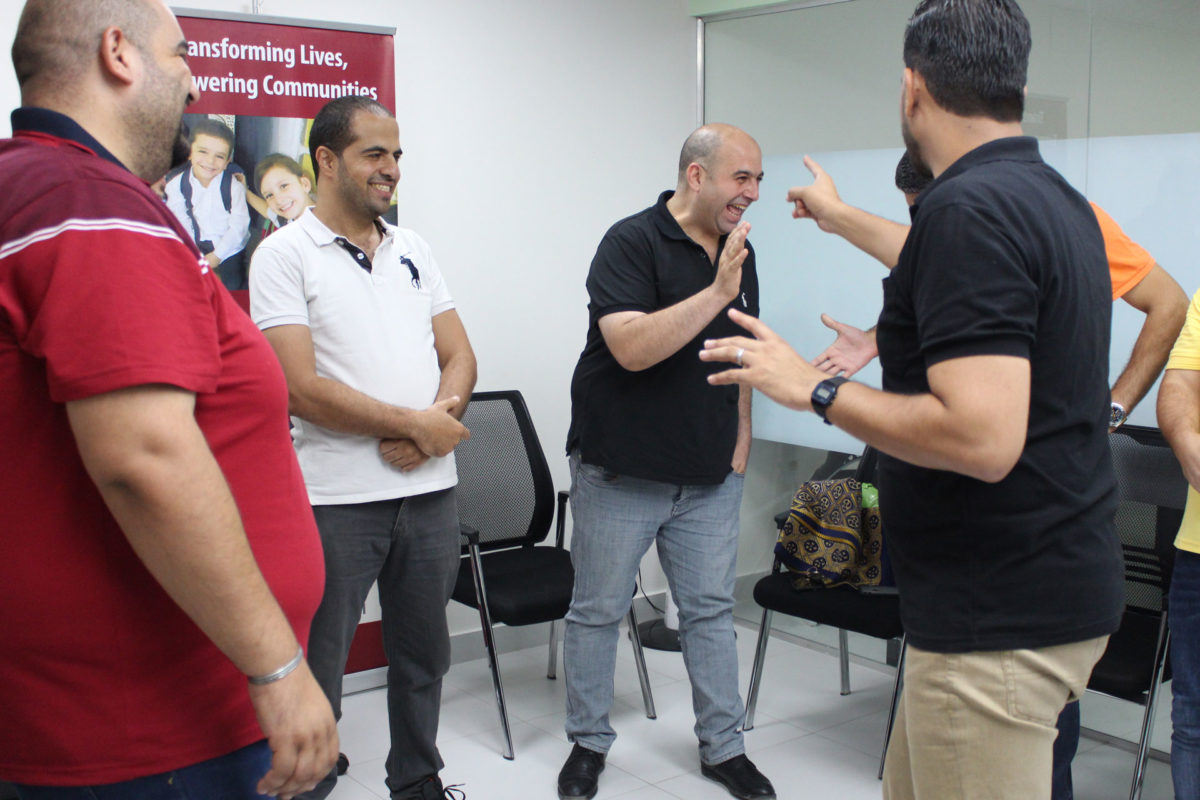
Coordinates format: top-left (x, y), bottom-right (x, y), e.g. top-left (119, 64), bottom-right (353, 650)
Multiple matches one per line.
top-left (560, 124), bottom-right (773, 800)
top-left (701, 2), bottom-right (1123, 798)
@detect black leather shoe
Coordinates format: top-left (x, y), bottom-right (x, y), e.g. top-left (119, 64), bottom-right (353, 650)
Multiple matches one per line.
top-left (700, 754), bottom-right (776, 799)
top-left (557, 744), bottom-right (606, 800)
top-left (392, 774), bottom-right (466, 799)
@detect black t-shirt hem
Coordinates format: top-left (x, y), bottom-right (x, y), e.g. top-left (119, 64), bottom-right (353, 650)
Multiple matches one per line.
top-left (903, 614), bottom-right (1122, 654)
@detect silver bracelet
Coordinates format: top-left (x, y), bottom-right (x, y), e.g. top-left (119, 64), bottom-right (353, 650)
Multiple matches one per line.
top-left (248, 645), bottom-right (304, 686)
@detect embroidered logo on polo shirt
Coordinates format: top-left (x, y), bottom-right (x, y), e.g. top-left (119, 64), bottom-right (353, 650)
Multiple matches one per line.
top-left (399, 254), bottom-right (420, 289)
top-left (741, 291), bottom-right (748, 308)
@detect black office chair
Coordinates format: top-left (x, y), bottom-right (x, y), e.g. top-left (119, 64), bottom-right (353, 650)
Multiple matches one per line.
top-left (450, 390), bottom-right (656, 760)
top-left (743, 447), bottom-right (905, 779)
top-left (1084, 425), bottom-right (1185, 800)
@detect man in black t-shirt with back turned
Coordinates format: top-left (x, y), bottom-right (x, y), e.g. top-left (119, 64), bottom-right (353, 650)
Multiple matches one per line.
top-left (700, 2), bottom-right (1123, 798)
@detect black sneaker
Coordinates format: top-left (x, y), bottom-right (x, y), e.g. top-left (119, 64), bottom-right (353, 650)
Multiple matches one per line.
top-left (557, 743), bottom-right (606, 800)
top-left (700, 753), bottom-right (776, 799)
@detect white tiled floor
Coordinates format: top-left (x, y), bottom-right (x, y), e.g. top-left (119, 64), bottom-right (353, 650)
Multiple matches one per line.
top-left (325, 620), bottom-right (1175, 799)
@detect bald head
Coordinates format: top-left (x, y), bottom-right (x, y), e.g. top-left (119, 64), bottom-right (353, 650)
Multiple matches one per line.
top-left (676, 123), bottom-right (757, 188)
top-left (13, 0), bottom-right (157, 100)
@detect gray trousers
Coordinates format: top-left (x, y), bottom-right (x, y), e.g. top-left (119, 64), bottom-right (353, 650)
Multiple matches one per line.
top-left (299, 488), bottom-right (460, 799)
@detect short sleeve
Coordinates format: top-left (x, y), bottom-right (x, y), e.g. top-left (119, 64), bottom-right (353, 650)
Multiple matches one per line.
top-left (909, 204), bottom-right (1035, 366)
top-left (1167, 289), bottom-right (1200, 372)
top-left (1091, 203), bottom-right (1154, 301)
top-left (410, 233), bottom-right (454, 316)
top-left (586, 226), bottom-right (657, 317)
top-left (250, 237), bottom-right (310, 330)
top-left (15, 183), bottom-right (221, 401)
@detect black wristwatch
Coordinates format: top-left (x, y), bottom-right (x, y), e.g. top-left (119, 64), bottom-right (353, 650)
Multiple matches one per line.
top-left (1110, 402), bottom-right (1128, 430)
top-left (812, 377), bottom-right (849, 425)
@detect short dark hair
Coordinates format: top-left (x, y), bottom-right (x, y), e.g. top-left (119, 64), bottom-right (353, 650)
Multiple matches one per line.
top-left (189, 117), bottom-right (234, 152)
top-left (254, 153), bottom-right (308, 194)
top-left (903, 0), bottom-right (1031, 123)
top-left (894, 151), bottom-right (932, 197)
top-left (13, 0), bottom-right (154, 94)
top-left (308, 96), bottom-right (393, 182)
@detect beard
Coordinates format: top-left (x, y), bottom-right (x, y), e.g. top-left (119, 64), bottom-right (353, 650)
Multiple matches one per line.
top-left (126, 60), bottom-right (191, 182)
top-left (900, 115), bottom-right (933, 182)
top-left (335, 160), bottom-right (392, 221)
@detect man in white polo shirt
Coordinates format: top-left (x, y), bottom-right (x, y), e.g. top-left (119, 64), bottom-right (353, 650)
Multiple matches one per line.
top-left (250, 95), bottom-right (477, 800)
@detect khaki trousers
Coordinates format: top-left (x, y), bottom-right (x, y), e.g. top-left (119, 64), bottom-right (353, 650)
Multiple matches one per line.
top-left (882, 636), bottom-right (1109, 800)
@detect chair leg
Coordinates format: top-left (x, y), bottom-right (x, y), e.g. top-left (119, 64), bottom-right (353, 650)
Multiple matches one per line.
top-left (1128, 624), bottom-right (1171, 800)
top-left (744, 607), bottom-right (774, 731)
top-left (839, 628), bottom-right (851, 696)
top-left (878, 635), bottom-right (907, 780)
top-left (546, 618), bottom-right (559, 680)
top-left (467, 544), bottom-right (515, 760)
top-left (627, 604), bottom-right (657, 720)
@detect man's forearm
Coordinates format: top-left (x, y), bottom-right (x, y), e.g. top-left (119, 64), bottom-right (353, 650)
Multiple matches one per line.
top-left (827, 381), bottom-right (1023, 483)
top-left (1112, 268), bottom-right (1188, 413)
top-left (1112, 337), bottom-right (1174, 415)
top-left (434, 349), bottom-right (477, 421)
top-left (1157, 369), bottom-right (1200, 489)
top-left (817, 353), bottom-right (1029, 483)
top-left (702, 313), bottom-right (1028, 482)
top-left (67, 387), bottom-right (300, 678)
top-left (602, 284), bottom-right (735, 372)
top-left (1158, 370), bottom-right (1200, 442)
top-left (288, 374), bottom-right (429, 441)
top-left (825, 204), bottom-right (909, 269)
top-left (430, 310), bottom-right (477, 421)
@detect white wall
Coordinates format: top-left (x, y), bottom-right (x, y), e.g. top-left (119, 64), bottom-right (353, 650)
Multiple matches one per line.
top-left (0, 0), bottom-right (700, 634)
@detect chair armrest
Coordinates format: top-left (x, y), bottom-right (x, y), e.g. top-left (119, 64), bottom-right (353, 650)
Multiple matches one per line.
top-left (774, 510), bottom-right (789, 529)
top-left (460, 523), bottom-right (480, 547)
top-left (556, 490), bottom-right (569, 549)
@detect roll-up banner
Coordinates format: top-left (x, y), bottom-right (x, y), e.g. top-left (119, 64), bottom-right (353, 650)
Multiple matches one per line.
top-left (167, 9), bottom-right (395, 295)
top-left (172, 9), bottom-right (395, 676)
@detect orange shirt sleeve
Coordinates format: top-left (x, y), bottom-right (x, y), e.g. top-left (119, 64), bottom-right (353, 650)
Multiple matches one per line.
top-left (1091, 202), bottom-right (1155, 301)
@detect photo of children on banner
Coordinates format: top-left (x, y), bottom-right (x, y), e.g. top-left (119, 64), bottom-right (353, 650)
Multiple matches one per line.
top-left (164, 117), bottom-right (251, 290)
top-left (775, 447), bottom-right (894, 590)
top-left (245, 153), bottom-right (315, 239)
top-left (156, 113), bottom-right (397, 292)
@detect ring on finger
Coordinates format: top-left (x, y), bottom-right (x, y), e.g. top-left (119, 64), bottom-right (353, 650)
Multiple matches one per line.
top-left (736, 347), bottom-right (745, 367)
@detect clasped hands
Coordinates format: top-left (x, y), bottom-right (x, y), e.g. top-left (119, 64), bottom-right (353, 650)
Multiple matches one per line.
top-left (379, 396), bottom-right (470, 472)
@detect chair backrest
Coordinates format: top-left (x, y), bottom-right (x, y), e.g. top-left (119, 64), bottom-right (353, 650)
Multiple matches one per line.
top-left (455, 390), bottom-right (556, 552)
top-left (1110, 425), bottom-right (1187, 612)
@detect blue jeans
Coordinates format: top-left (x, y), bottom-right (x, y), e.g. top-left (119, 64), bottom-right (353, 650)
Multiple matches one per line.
top-left (1171, 549), bottom-right (1200, 799)
top-left (563, 453), bottom-right (746, 764)
top-left (1050, 699), bottom-right (1079, 799)
top-left (301, 489), bottom-right (460, 799)
top-left (14, 741), bottom-right (271, 799)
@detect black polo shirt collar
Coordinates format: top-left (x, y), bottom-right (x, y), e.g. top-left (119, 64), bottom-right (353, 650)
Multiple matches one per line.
top-left (909, 136), bottom-right (1041, 220)
top-left (650, 190), bottom-right (692, 241)
top-left (11, 107), bottom-right (126, 171)
top-left (649, 189), bottom-right (736, 260)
